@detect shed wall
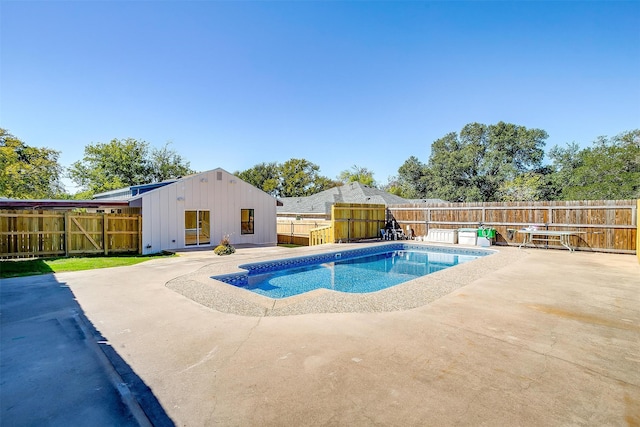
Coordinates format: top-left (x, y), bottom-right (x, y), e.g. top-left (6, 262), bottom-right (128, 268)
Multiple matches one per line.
top-left (138, 169), bottom-right (277, 254)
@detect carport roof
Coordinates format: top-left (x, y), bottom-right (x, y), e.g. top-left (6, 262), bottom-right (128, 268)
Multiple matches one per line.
top-left (0, 199), bottom-right (130, 209)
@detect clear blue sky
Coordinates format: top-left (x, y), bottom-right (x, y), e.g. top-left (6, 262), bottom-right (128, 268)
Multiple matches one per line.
top-left (2, 1), bottom-right (639, 192)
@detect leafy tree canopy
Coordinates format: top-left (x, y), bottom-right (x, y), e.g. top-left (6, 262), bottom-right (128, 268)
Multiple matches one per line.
top-left (338, 165), bottom-right (376, 187)
top-left (235, 158), bottom-right (337, 197)
top-left (68, 139), bottom-right (194, 196)
top-left (150, 142), bottom-right (194, 183)
top-left (396, 156), bottom-right (431, 199)
top-left (549, 130), bottom-right (640, 200)
top-left (398, 122), bottom-right (548, 202)
top-left (279, 158), bottom-right (334, 197)
top-left (235, 162), bottom-right (281, 195)
top-left (380, 176), bottom-right (404, 197)
top-left (0, 129), bottom-right (65, 199)
top-left (496, 172), bottom-right (546, 202)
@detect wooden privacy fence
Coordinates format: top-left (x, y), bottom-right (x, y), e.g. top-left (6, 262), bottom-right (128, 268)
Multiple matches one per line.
top-left (306, 203), bottom-right (386, 245)
top-left (277, 220), bottom-right (331, 245)
top-left (278, 204), bottom-right (386, 246)
top-left (387, 200), bottom-right (637, 254)
top-left (1, 210), bottom-right (142, 258)
top-left (331, 203), bottom-right (386, 243)
top-left (309, 226), bottom-right (334, 246)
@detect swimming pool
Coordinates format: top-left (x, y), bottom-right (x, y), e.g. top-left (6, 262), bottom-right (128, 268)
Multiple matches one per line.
top-left (212, 243), bottom-right (493, 299)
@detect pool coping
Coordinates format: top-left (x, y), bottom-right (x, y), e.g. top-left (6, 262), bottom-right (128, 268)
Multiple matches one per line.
top-left (166, 242), bottom-right (528, 317)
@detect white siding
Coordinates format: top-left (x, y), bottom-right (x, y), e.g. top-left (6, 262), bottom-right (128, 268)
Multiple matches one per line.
top-left (159, 187), bottom-right (169, 249)
top-left (136, 168), bottom-right (277, 254)
top-left (167, 184), bottom-right (178, 250)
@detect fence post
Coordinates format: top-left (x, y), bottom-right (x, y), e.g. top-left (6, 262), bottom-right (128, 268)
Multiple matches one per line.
top-left (103, 214), bottom-right (108, 255)
top-left (64, 211), bottom-right (70, 257)
top-left (138, 216), bottom-right (143, 255)
top-left (426, 207), bottom-right (431, 237)
top-left (631, 199), bottom-right (640, 263)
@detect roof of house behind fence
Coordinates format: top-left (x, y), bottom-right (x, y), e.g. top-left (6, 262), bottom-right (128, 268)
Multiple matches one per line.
top-left (277, 182), bottom-right (446, 215)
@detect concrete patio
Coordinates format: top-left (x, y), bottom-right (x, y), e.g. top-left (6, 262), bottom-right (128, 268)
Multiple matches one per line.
top-left (2, 244), bottom-right (639, 426)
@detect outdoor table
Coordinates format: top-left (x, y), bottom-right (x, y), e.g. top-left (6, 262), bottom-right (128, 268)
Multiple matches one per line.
top-left (517, 229), bottom-right (586, 252)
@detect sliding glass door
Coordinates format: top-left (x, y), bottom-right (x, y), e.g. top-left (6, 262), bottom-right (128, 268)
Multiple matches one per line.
top-left (185, 210), bottom-right (210, 246)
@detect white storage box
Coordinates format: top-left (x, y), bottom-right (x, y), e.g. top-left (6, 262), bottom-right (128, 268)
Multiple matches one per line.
top-left (457, 228), bottom-right (478, 245)
top-left (424, 229), bottom-right (458, 244)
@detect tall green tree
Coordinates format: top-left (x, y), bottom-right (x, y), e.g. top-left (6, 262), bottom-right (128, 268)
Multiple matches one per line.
top-left (396, 156), bottom-right (431, 198)
top-left (235, 162), bottom-right (281, 196)
top-left (427, 129), bottom-right (483, 201)
top-left (399, 122), bottom-right (547, 202)
top-left (150, 143), bottom-right (194, 182)
top-left (549, 130), bottom-right (640, 200)
top-left (338, 165), bottom-right (376, 187)
top-left (0, 129), bottom-right (65, 199)
top-left (68, 138), bottom-right (150, 194)
top-left (68, 138), bottom-right (193, 196)
top-left (380, 176), bottom-right (404, 197)
top-left (312, 175), bottom-right (340, 194)
top-left (279, 158), bottom-right (333, 197)
top-left (480, 122), bottom-right (547, 200)
top-left (496, 172), bottom-right (546, 202)
top-left (236, 158), bottom-right (336, 197)
top-left (547, 142), bottom-right (582, 200)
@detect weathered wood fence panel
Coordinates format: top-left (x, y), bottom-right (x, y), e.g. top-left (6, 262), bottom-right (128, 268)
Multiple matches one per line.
top-left (388, 200), bottom-right (637, 254)
top-left (1, 210), bottom-right (141, 258)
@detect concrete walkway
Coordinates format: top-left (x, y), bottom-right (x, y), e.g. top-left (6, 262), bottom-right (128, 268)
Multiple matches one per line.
top-left (3, 245), bottom-right (639, 426)
top-left (1, 273), bottom-right (141, 426)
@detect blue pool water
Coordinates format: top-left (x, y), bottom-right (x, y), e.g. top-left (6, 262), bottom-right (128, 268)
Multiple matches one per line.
top-left (212, 244), bottom-right (492, 299)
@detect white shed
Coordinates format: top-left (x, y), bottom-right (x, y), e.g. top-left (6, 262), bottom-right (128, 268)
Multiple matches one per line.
top-left (129, 168), bottom-right (277, 254)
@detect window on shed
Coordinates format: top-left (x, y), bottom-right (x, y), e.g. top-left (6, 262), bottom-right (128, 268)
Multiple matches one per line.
top-left (241, 209), bottom-right (254, 234)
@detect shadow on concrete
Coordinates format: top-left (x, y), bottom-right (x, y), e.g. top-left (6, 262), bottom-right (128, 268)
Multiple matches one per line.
top-left (0, 273), bottom-right (174, 426)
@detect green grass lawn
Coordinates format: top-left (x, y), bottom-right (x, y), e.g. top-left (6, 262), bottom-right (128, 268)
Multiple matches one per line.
top-left (0, 254), bottom-right (175, 279)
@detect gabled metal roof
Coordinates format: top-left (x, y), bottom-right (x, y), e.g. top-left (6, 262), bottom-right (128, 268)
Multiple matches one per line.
top-left (93, 179), bottom-right (179, 201)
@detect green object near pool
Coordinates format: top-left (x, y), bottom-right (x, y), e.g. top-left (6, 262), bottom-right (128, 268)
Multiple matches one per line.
top-left (477, 228), bottom-right (496, 239)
